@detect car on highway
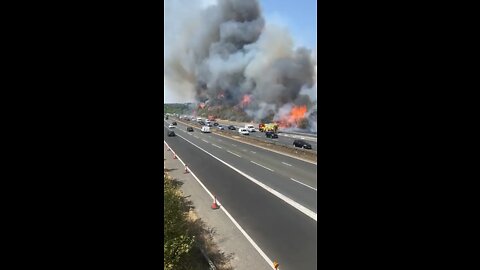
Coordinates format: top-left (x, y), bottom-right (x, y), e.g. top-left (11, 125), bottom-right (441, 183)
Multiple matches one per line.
top-left (213, 122), bottom-right (219, 126)
top-left (228, 125), bottom-right (236, 130)
top-left (168, 124), bottom-right (175, 128)
top-left (217, 125), bottom-right (224, 130)
top-left (167, 131), bottom-right (175, 137)
top-left (187, 127), bottom-right (194, 132)
top-left (172, 121), bottom-right (177, 126)
top-left (265, 131), bottom-right (278, 138)
top-left (245, 124), bottom-right (256, 132)
top-left (293, 139), bottom-right (312, 149)
top-left (199, 121), bottom-right (205, 126)
top-left (239, 128), bottom-right (249, 135)
top-left (201, 126), bottom-right (211, 133)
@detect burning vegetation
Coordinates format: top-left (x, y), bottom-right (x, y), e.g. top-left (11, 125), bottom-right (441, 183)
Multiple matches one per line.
top-left (165, 0), bottom-right (317, 132)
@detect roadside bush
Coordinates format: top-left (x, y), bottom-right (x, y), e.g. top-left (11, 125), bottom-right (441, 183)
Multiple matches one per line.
top-left (164, 174), bottom-right (195, 270)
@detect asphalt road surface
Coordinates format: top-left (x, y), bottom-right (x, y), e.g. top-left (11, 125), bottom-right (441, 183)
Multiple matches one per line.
top-left (164, 120), bottom-right (317, 269)
top-left (177, 118), bottom-right (318, 152)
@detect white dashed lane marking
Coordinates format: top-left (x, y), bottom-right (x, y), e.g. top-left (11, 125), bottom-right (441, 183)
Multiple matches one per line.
top-left (250, 161), bottom-right (274, 172)
top-left (212, 144), bottom-right (222, 149)
top-left (227, 150), bottom-right (241, 158)
top-left (282, 162), bottom-right (292, 167)
top-left (202, 139), bottom-right (209, 143)
top-left (290, 178), bottom-right (317, 191)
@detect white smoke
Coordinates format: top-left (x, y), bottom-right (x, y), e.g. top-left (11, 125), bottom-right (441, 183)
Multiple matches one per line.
top-left (164, 0), bottom-right (317, 131)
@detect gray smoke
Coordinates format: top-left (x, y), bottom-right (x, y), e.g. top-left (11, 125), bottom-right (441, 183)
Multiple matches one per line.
top-left (164, 0), bottom-right (317, 131)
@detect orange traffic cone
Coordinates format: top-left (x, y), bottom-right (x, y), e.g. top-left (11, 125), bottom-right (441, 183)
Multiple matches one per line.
top-left (273, 261), bottom-right (279, 269)
top-left (211, 196), bottom-right (219, 209)
top-left (184, 165), bottom-right (189, 174)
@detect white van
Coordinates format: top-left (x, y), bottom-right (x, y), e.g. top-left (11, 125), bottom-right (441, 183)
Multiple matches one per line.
top-left (201, 126), bottom-right (211, 133)
top-left (239, 128), bottom-right (249, 135)
top-left (245, 124), bottom-right (256, 132)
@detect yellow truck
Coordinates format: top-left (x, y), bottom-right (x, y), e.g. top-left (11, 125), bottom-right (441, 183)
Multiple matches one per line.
top-left (259, 123), bottom-right (278, 133)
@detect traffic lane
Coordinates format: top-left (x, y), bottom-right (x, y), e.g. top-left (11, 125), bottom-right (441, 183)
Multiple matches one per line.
top-left (170, 120), bottom-right (318, 185)
top-left (220, 126), bottom-right (318, 151)
top-left (168, 119), bottom-right (317, 172)
top-left (167, 126), bottom-right (317, 212)
top-left (197, 133), bottom-right (318, 190)
top-left (164, 132), bottom-right (317, 270)
top-left (176, 122), bottom-right (317, 188)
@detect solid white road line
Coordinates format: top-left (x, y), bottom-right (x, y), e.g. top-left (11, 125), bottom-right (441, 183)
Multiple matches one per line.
top-left (174, 134), bottom-right (317, 221)
top-left (290, 178), bottom-right (317, 191)
top-left (281, 162), bottom-right (292, 167)
top-left (212, 144), bottom-right (222, 149)
top-left (174, 135), bottom-right (317, 222)
top-left (250, 161), bottom-right (274, 172)
top-left (163, 141), bottom-right (275, 269)
top-left (227, 150), bottom-right (241, 158)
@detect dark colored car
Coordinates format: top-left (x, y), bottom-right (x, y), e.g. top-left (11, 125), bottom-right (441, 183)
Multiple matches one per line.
top-left (187, 127), bottom-right (194, 132)
top-left (265, 131), bottom-right (278, 139)
top-left (199, 121), bottom-right (205, 126)
top-left (168, 131), bottom-right (175, 137)
top-left (228, 125), bottom-right (236, 130)
top-left (293, 139), bottom-right (311, 149)
top-left (213, 122), bottom-right (219, 126)
top-left (172, 122), bottom-right (177, 126)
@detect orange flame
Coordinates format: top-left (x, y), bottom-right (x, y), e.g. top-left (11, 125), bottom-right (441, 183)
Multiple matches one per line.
top-left (278, 105), bottom-right (307, 128)
top-left (240, 95), bottom-right (252, 107)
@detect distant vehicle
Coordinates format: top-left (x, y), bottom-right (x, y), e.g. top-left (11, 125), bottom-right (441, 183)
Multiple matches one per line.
top-left (265, 131), bottom-right (278, 139)
top-left (217, 125), bottom-right (224, 130)
top-left (168, 124), bottom-right (175, 129)
top-left (228, 125), bottom-right (236, 130)
top-left (197, 117), bottom-right (203, 122)
top-left (187, 127), bottom-right (194, 132)
top-left (239, 128), bottom-right (249, 135)
top-left (293, 139), bottom-right (312, 149)
top-left (259, 123), bottom-right (278, 133)
top-left (245, 124), bottom-right (256, 132)
top-left (205, 120), bottom-right (211, 124)
top-left (167, 131), bottom-right (175, 137)
top-left (165, 115), bottom-right (169, 120)
top-left (172, 121), bottom-right (177, 126)
top-left (199, 121), bottom-right (205, 126)
top-left (207, 123), bottom-right (212, 127)
top-left (201, 126), bottom-right (211, 133)
top-left (213, 122), bottom-right (219, 126)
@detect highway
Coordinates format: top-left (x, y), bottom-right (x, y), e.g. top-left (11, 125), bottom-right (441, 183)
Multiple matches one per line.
top-left (164, 120), bottom-right (317, 269)
top-left (181, 118), bottom-right (318, 152)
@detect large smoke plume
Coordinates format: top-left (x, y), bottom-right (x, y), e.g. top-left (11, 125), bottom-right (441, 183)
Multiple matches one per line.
top-left (164, 0), bottom-right (317, 132)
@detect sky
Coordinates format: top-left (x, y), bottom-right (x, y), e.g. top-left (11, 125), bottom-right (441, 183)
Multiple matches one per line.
top-left (164, 0), bottom-right (317, 103)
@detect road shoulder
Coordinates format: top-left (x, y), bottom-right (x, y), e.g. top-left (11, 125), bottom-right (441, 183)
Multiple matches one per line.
top-left (164, 143), bottom-right (272, 270)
